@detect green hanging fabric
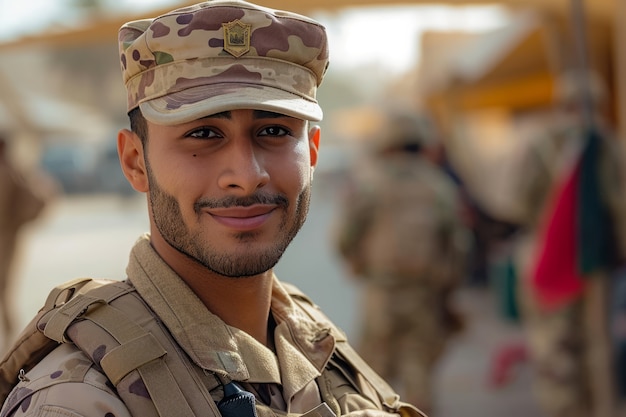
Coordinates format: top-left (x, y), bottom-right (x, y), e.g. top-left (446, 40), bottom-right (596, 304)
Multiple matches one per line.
top-left (577, 127), bottom-right (613, 274)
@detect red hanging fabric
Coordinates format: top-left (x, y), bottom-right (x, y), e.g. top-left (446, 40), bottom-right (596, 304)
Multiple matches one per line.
top-left (531, 159), bottom-right (585, 311)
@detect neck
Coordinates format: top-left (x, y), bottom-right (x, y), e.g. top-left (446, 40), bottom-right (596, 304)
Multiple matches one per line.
top-left (150, 231), bottom-right (274, 346)
top-left (188, 272), bottom-right (275, 346)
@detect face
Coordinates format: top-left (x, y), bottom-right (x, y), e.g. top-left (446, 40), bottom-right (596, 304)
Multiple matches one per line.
top-left (120, 109), bottom-right (320, 278)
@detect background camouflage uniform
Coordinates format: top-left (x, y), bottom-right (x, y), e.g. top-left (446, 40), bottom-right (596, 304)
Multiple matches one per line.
top-left (512, 70), bottom-right (626, 417)
top-left (0, 138), bottom-right (51, 344)
top-left (334, 110), bottom-right (470, 414)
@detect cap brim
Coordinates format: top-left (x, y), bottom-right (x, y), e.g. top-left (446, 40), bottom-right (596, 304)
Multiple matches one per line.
top-left (139, 83), bottom-right (323, 125)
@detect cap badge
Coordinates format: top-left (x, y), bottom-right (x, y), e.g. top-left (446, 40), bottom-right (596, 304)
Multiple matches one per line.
top-left (223, 20), bottom-right (251, 58)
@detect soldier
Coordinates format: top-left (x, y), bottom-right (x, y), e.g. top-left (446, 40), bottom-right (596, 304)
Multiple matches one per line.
top-left (0, 2), bottom-right (426, 417)
top-left (512, 70), bottom-right (626, 417)
top-left (334, 109), bottom-right (470, 414)
top-left (0, 136), bottom-right (49, 345)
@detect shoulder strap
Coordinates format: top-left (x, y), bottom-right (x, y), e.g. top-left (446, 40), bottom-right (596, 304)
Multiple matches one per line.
top-left (282, 282), bottom-right (426, 417)
top-left (64, 279), bottom-right (223, 417)
top-left (0, 277), bottom-right (95, 401)
top-left (1, 278), bottom-right (223, 417)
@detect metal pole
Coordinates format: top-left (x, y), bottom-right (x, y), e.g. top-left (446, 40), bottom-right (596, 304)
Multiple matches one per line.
top-left (615, 0), bottom-right (626, 141)
top-left (568, 0), bottom-right (593, 127)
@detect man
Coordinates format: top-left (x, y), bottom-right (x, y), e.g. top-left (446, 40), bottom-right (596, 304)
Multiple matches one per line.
top-left (512, 70), bottom-right (626, 417)
top-left (0, 1), bottom-right (425, 417)
top-left (0, 136), bottom-right (49, 345)
top-left (334, 109), bottom-right (470, 414)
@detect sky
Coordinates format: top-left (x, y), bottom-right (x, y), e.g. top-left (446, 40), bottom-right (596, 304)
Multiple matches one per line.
top-left (320, 4), bottom-right (511, 74)
top-left (0, 0), bottom-right (511, 74)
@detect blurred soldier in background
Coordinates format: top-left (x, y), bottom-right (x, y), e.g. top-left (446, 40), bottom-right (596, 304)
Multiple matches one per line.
top-left (512, 70), bottom-right (626, 417)
top-left (0, 135), bottom-right (53, 346)
top-left (334, 109), bottom-right (470, 414)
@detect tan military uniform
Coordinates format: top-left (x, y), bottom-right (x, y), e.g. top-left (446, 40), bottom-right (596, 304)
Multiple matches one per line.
top-left (2, 235), bottom-right (422, 417)
top-left (513, 121), bottom-right (626, 417)
top-left (335, 151), bottom-right (469, 414)
top-left (0, 150), bottom-right (48, 341)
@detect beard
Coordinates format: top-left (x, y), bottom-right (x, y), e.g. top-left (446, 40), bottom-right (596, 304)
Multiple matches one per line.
top-left (145, 161), bottom-right (310, 278)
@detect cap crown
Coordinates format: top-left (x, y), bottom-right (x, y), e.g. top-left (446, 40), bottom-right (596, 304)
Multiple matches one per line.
top-left (118, 0), bottom-right (329, 122)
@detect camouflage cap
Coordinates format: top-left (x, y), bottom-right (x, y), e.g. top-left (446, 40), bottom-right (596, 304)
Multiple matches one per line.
top-left (118, 0), bottom-right (329, 125)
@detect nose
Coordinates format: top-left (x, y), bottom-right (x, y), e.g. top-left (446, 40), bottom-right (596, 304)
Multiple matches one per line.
top-left (217, 139), bottom-right (269, 193)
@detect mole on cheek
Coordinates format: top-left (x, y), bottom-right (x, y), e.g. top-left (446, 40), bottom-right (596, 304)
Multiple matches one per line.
top-left (193, 154), bottom-right (197, 157)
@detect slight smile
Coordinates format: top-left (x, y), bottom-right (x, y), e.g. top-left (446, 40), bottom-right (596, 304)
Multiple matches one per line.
top-left (207, 205), bottom-right (277, 231)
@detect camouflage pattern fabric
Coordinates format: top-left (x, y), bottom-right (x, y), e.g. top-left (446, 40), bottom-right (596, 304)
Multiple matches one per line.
top-left (1, 344), bottom-right (131, 417)
top-left (512, 121), bottom-right (626, 417)
top-left (118, 0), bottom-right (329, 124)
top-left (0, 146), bottom-right (48, 342)
top-left (337, 153), bottom-right (469, 288)
top-left (0, 236), bottom-right (426, 417)
top-left (517, 276), bottom-right (590, 417)
top-left (335, 150), bottom-right (469, 414)
top-left (0, 1), bottom-right (431, 416)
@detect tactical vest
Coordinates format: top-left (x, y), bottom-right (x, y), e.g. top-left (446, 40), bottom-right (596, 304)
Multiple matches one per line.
top-left (0, 278), bottom-right (424, 417)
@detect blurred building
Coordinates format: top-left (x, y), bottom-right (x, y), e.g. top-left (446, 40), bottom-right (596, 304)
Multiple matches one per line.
top-left (413, 5), bottom-right (618, 225)
top-left (0, 0), bottom-right (622, 204)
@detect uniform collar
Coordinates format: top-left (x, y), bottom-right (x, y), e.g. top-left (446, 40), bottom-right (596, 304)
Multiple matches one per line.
top-left (125, 235), bottom-right (335, 396)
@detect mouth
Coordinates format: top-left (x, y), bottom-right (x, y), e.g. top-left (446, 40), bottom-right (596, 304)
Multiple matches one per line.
top-left (207, 204), bottom-right (278, 231)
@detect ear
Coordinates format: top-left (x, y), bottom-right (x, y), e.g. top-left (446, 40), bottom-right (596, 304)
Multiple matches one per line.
top-left (118, 129), bottom-right (149, 192)
top-left (308, 125), bottom-right (321, 169)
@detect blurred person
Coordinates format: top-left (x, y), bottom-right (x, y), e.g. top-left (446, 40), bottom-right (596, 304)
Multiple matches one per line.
top-left (0, 135), bottom-right (51, 345)
top-left (512, 69), bottom-right (626, 417)
top-left (333, 109), bottom-right (470, 414)
top-left (0, 2), bottom-right (426, 417)
top-left (432, 141), bottom-right (519, 290)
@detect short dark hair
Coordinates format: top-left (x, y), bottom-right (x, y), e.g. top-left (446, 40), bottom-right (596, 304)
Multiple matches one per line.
top-left (128, 108), bottom-right (148, 144)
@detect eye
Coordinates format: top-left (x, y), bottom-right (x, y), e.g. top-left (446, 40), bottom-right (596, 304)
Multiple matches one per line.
top-left (186, 127), bottom-right (222, 139)
top-left (258, 125), bottom-right (290, 137)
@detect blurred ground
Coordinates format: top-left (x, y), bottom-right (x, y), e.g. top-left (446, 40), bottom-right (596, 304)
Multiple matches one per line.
top-left (434, 287), bottom-right (544, 417)
top-left (7, 178), bottom-right (545, 417)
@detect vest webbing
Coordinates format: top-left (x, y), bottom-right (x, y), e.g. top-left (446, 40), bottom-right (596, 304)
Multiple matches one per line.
top-left (0, 277), bottom-right (99, 401)
top-left (1, 278), bottom-right (221, 417)
top-left (282, 283), bottom-right (426, 417)
top-left (1, 278), bottom-right (425, 417)
top-left (281, 284), bottom-right (402, 410)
